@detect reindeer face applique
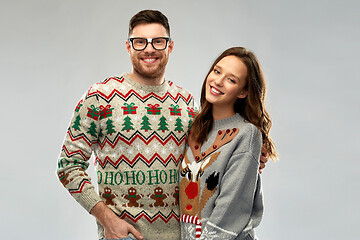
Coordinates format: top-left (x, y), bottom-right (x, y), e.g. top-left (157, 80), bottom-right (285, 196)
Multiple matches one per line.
top-left (180, 150), bottom-right (221, 218)
top-left (180, 128), bottom-right (239, 219)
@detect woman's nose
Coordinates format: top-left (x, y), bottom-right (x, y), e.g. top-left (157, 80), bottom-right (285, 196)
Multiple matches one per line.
top-left (214, 76), bottom-right (224, 86)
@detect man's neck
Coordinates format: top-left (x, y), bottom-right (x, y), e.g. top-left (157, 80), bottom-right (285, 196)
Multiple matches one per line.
top-left (128, 72), bottom-right (165, 86)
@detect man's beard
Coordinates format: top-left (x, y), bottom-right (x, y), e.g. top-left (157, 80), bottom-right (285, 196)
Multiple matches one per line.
top-left (131, 55), bottom-right (168, 80)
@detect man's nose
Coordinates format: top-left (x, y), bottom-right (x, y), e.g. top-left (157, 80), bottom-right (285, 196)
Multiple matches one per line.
top-left (144, 40), bottom-right (156, 52)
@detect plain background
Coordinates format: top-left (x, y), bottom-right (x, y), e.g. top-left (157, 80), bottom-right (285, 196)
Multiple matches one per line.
top-left (1, 0), bottom-right (359, 239)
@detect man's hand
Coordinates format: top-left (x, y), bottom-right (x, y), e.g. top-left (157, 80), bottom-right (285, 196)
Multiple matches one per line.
top-left (91, 202), bottom-right (143, 239)
top-left (259, 146), bottom-right (268, 174)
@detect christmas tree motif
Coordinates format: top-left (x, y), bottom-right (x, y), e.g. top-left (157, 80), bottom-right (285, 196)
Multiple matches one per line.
top-left (122, 116), bottom-right (134, 132)
top-left (187, 119), bottom-right (193, 132)
top-left (140, 115), bottom-right (152, 132)
top-left (157, 116), bottom-right (169, 132)
top-left (98, 128), bottom-right (104, 138)
top-left (87, 122), bottom-right (98, 137)
top-left (106, 118), bottom-right (116, 135)
top-left (174, 117), bottom-right (184, 133)
top-left (72, 115), bottom-right (81, 131)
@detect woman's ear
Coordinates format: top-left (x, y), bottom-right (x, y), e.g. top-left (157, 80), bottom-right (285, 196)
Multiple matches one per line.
top-left (237, 90), bottom-right (248, 99)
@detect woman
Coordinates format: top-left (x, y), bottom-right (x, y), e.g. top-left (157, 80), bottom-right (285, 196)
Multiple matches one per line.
top-left (179, 47), bottom-right (277, 240)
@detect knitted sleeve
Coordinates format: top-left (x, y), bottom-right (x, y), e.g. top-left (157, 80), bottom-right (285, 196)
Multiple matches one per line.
top-left (56, 86), bottom-right (102, 213)
top-left (200, 131), bottom-right (263, 240)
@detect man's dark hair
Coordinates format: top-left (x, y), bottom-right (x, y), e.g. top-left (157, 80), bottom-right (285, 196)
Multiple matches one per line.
top-left (129, 10), bottom-right (170, 37)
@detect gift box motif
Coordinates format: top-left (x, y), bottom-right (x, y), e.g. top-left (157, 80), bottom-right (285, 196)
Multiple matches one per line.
top-left (99, 104), bottom-right (114, 120)
top-left (75, 99), bottom-right (83, 112)
top-left (169, 104), bottom-right (182, 116)
top-left (87, 105), bottom-right (100, 120)
top-left (122, 102), bottom-right (138, 115)
top-left (186, 107), bottom-right (198, 118)
top-left (146, 104), bottom-right (162, 115)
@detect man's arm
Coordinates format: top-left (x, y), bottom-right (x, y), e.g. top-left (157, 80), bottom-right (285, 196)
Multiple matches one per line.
top-left (259, 146), bottom-right (268, 174)
top-left (90, 202), bottom-right (143, 240)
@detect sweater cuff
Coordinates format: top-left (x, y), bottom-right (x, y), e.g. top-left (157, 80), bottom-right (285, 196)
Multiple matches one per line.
top-left (78, 189), bottom-right (103, 213)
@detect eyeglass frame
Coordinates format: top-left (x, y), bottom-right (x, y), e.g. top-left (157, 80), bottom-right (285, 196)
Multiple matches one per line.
top-left (127, 37), bottom-right (172, 51)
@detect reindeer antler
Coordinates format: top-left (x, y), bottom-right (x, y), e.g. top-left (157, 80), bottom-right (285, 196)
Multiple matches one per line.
top-left (188, 128), bottom-right (239, 163)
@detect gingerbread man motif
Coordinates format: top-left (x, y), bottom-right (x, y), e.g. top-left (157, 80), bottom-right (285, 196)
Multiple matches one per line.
top-left (122, 187), bottom-right (144, 207)
top-left (172, 186), bottom-right (179, 206)
top-left (78, 169), bottom-right (88, 178)
top-left (58, 172), bottom-right (73, 187)
top-left (148, 187), bottom-right (168, 207)
top-left (101, 187), bottom-right (117, 206)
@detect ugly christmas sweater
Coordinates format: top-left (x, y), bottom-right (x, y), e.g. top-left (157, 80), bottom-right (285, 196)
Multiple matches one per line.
top-left (57, 73), bottom-right (198, 240)
top-left (179, 113), bottom-right (263, 240)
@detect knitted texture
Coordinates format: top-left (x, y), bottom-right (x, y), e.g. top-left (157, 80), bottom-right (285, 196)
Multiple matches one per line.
top-left (57, 73), bottom-right (197, 239)
top-left (179, 114), bottom-right (263, 240)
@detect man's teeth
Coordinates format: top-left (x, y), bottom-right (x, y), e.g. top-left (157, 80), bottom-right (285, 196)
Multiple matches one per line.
top-left (143, 58), bottom-right (155, 62)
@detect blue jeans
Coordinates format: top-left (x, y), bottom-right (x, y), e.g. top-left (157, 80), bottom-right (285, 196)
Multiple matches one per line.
top-left (101, 237), bottom-right (133, 240)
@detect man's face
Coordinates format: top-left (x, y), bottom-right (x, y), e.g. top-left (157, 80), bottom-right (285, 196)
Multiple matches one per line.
top-left (126, 23), bottom-right (173, 80)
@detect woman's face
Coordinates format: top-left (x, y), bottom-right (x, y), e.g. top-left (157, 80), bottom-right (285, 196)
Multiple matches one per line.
top-left (205, 55), bottom-right (248, 112)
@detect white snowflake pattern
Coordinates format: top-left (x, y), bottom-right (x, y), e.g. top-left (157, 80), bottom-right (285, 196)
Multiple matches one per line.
top-left (132, 115), bottom-right (140, 123)
top-left (119, 85), bottom-right (126, 91)
top-left (127, 147), bottom-right (134, 155)
top-left (175, 149), bottom-right (180, 156)
top-left (161, 147), bottom-right (167, 155)
top-left (118, 145), bottom-right (124, 152)
top-left (152, 143), bottom-right (160, 151)
top-left (115, 117), bottom-right (122, 123)
top-left (134, 142), bottom-right (142, 151)
top-left (144, 147), bottom-right (151, 155)
top-left (181, 223), bottom-right (196, 240)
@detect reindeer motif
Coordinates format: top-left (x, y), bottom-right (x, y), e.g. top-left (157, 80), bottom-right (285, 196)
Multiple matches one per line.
top-left (179, 128), bottom-right (239, 238)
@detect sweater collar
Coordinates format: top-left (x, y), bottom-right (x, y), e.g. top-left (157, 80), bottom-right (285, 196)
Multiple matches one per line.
top-left (122, 73), bottom-right (169, 93)
top-left (213, 113), bottom-right (244, 129)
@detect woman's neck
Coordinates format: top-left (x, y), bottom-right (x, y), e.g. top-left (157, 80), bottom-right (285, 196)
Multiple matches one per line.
top-left (212, 105), bottom-right (236, 120)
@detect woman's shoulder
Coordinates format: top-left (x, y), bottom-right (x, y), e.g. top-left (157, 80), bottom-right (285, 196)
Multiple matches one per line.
top-left (233, 117), bottom-right (262, 155)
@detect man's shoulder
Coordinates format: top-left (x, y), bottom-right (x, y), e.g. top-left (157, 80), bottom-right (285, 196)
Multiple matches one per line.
top-left (166, 80), bottom-right (194, 96)
top-left (86, 75), bottom-right (126, 95)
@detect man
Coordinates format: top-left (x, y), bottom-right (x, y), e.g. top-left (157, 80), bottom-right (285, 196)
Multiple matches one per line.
top-left (57, 9), bottom-right (268, 240)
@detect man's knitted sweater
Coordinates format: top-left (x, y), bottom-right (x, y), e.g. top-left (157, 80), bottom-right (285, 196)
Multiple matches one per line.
top-left (179, 114), bottom-right (263, 240)
top-left (57, 73), bottom-right (197, 239)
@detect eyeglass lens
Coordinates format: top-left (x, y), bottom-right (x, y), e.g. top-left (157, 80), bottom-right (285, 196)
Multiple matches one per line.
top-left (131, 38), bottom-right (169, 50)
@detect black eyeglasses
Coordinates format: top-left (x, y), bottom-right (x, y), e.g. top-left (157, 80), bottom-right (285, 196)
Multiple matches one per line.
top-left (128, 37), bottom-right (172, 51)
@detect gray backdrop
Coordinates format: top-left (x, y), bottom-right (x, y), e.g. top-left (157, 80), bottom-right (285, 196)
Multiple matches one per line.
top-left (1, 0), bottom-right (359, 239)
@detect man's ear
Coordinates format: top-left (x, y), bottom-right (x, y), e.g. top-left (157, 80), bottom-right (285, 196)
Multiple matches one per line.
top-left (126, 40), bottom-right (131, 54)
top-left (238, 90), bottom-right (248, 99)
top-left (168, 40), bottom-right (174, 54)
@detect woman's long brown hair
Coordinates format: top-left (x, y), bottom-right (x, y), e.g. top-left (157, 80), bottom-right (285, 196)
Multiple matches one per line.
top-left (191, 47), bottom-right (277, 160)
